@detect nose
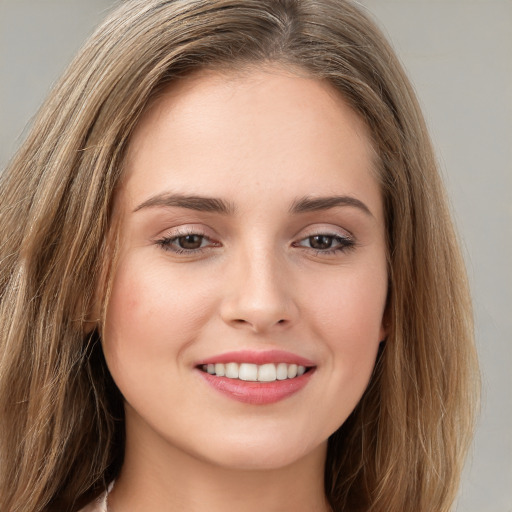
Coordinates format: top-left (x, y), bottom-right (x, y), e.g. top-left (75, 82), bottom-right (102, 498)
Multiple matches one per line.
top-left (220, 249), bottom-right (299, 334)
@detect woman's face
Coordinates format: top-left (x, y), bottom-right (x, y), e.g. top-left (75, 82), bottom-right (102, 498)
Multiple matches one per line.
top-left (101, 66), bottom-right (388, 471)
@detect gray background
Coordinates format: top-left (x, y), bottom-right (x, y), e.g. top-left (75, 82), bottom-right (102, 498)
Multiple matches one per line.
top-left (1, 0), bottom-right (510, 510)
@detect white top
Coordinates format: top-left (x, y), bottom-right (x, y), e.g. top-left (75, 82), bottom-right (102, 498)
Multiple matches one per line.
top-left (78, 491), bottom-right (107, 512)
top-left (78, 482), bottom-right (113, 512)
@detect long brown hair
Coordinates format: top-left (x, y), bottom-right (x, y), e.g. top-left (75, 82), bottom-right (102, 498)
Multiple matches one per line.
top-left (0, 1), bottom-right (479, 511)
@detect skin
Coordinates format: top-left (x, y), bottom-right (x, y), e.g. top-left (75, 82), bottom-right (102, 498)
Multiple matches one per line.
top-left (101, 65), bottom-right (388, 512)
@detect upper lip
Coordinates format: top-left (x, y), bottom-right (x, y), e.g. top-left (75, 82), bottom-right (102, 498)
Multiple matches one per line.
top-left (196, 349), bottom-right (316, 367)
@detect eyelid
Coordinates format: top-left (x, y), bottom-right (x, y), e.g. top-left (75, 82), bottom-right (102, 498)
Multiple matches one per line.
top-left (154, 225), bottom-right (221, 254)
top-left (155, 223), bottom-right (216, 240)
top-left (293, 233), bottom-right (354, 247)
top-left (291, 225), bottom-right (357, 254)
top-left (295, 223), bottom-right (354, 240)
top-left (153, 223), bottom-right (356, 256)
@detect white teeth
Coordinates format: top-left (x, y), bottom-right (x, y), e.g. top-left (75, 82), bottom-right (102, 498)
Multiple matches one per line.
top-left (225, 362), bottom-right (239, 379)
top-left (276, 363), bottom-right (288, 380)
top-left (287, 364), bottom-right (298, 378)
top-left (239, 363), bottom-right (258, 381)
top-left (215, 363), bottom-right (225, 377)
top-left (201, 362), bottom-right (310, 382)
top-left (258, 363), bottom-right (277, 382)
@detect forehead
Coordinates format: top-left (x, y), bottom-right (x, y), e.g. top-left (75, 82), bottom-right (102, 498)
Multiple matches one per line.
top-left (120, 65), bottom-right (380, 215)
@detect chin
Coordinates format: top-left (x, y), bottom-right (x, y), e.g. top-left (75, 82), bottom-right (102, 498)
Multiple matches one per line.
top-left (191, 433), bottom-right (327, 472)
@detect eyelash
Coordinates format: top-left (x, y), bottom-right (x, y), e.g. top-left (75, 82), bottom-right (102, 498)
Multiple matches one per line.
top-left (156, 229), bottom-right (218, 254)
top-left (155, 230), bottom-right (356, 256)
top-left (293, 233), bottom-right (356, 255)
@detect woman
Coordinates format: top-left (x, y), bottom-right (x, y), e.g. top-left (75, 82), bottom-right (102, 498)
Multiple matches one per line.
top-left (0, 1), bottom-right (479, 511)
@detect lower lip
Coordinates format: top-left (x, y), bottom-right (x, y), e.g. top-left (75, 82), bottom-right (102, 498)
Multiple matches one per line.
top-left (197, 369), bottom-right (314, 405)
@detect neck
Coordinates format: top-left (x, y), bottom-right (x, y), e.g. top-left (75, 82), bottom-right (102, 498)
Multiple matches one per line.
top-left (108, 421), bottom-right (330, 512)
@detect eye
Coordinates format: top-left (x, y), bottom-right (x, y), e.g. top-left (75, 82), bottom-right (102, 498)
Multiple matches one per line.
top-left (175, 234), bottom-right (207, 250)
top-left (294, 233), bottom-right (355, 254)
top-left (308, 235), bottom-right (337, 250)
top-left (156, 230), bottom-right (219, 254)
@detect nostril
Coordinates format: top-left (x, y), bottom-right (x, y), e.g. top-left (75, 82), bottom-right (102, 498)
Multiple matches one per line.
top-left (231, 318), bottom-right (287, 328)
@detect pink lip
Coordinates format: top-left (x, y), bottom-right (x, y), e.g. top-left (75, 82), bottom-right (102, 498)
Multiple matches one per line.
top-left (197, 369), bottom-right (314, 405)
top-left (195, 350), bottom-right (316, 405)
top-left (196, 349), bottom-right (315, 367)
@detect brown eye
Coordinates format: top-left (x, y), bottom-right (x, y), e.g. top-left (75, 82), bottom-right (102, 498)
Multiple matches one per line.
top-left (177, 234), bottom-right (204, 249)
top-left (308, 235), bottom-right (334, 250)
top-left (156, 231), bottom-right (220, 254)
top-left (293, 232), bottom-right (355, 254)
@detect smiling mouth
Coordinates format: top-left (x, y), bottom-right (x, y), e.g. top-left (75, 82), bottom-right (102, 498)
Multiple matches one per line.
top-left (199, 362), bottom-right (311, 382)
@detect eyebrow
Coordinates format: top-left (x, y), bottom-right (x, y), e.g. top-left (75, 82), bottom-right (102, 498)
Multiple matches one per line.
top-left (290, 195), bottom-right (373, 217)
top-left (133, 192), bottom-right (373, 217)
top-left (133, 193), bottom-right (235, 214)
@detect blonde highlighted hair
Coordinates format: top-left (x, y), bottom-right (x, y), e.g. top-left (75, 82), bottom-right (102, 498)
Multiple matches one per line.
top-left (0, 1), bottom-right (479, 511)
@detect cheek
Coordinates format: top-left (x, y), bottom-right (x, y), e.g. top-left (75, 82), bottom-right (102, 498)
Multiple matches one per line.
top-left (305, 265), bottom-right (387, 345)
top-left (101, 256), bottom-right (216, 372)
top-left (302, 266), bottom-right (386, 426)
